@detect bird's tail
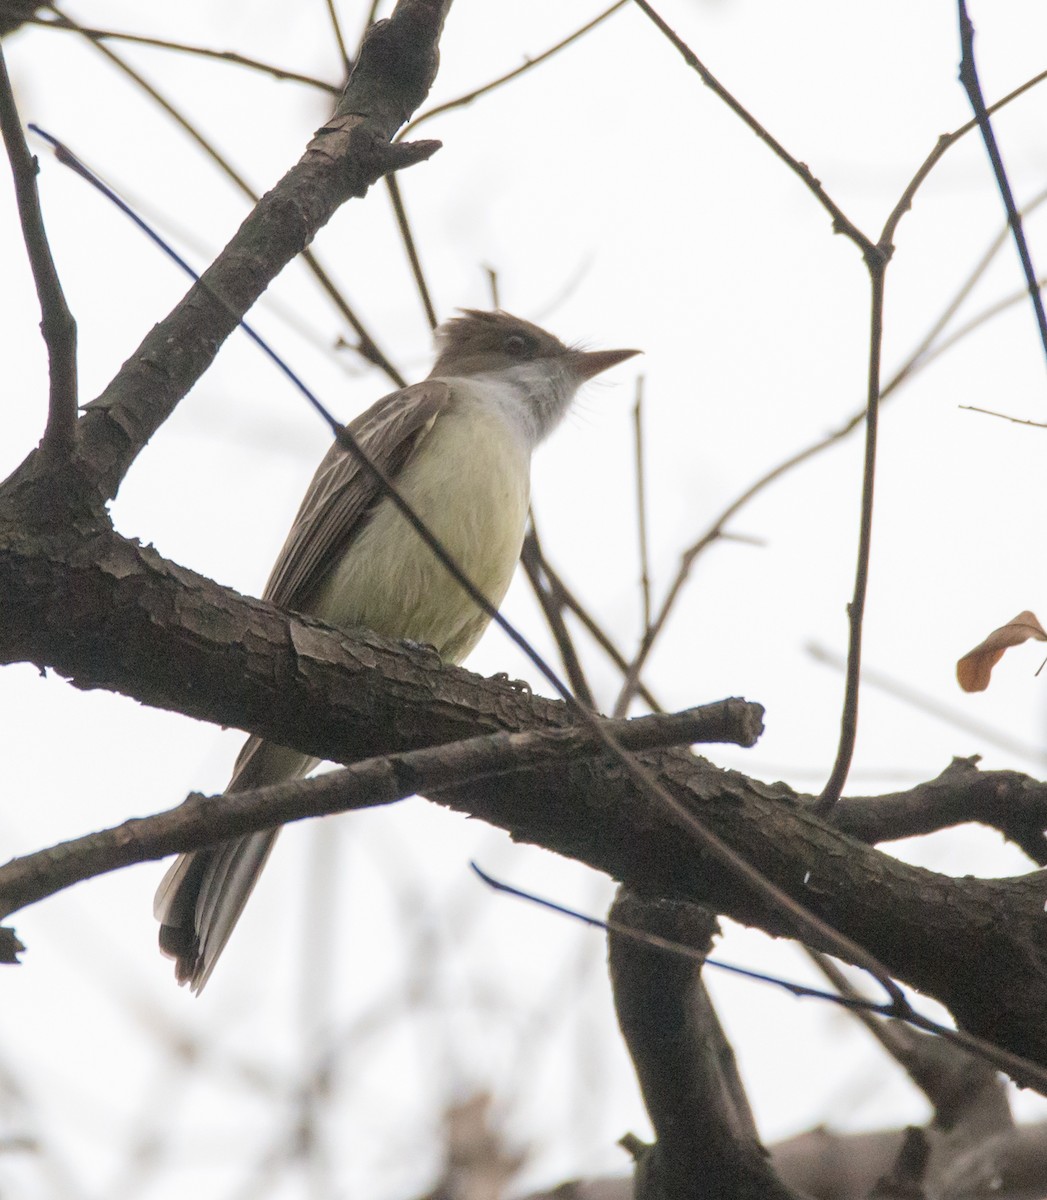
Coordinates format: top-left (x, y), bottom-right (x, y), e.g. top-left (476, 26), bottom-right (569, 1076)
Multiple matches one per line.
top-left (154, 738), bottom-right (316, 992)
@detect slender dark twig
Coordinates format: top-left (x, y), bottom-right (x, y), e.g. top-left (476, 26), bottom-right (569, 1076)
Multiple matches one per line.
top-left (483, 264), bottom-right (500, 309)
top-left (0, 45), bottom-right (77, 463)
top-left (634, 377), bottom-right (652, 634)
top-left (523, 527), bottom-right (663, 712)
top-left (401, 1), bottom-right (629, 136)
top-left (961, 404), bottom-right (1047, 428)
top-left (324, 0), bottom-right (353, 78)
top-left (520, 525), bottom-right (598, 710)
top-left (957, 1), bottom-right (1047, 370)
top-left (629, 0), bottom-right (873, 256)
top-left (816, 263), bottom-right (888, 814)
top-left (30, 10), bottom-right (339, 93)
top-left (385, 171), bottom-right (438, 329)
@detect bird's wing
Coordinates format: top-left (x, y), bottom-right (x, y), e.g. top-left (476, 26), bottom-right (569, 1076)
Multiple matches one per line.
top-left (155, 381), bottom-right (453, 991)
top-left (262, 379), bottom-right (452, 611)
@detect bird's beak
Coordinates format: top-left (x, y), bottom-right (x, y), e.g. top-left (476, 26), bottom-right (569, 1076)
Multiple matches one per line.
top-left (567, 347), bottom-right (642, 381)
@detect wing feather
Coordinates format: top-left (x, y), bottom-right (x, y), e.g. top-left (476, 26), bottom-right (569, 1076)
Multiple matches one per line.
top-left (262, 380), bottom-right (451, 611)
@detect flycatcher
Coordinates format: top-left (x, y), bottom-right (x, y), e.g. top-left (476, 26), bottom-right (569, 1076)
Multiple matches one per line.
top-left (154, 309), bottom-right (639, 991)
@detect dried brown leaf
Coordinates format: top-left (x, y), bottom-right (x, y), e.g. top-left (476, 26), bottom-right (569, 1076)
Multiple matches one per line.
top-left (956, 610), bottom-right (1047, 692)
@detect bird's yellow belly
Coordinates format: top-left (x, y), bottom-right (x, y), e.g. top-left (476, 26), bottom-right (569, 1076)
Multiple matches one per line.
top-left (311, 404), bottom-right (531, 664)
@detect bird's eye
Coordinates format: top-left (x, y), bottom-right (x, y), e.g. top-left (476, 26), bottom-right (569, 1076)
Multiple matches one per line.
top-left (504, 333), bottom-right (531, 357)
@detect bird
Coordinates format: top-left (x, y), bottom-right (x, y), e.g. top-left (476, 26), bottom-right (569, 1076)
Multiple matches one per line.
top-left (154, 308), bottom-right (639, 991)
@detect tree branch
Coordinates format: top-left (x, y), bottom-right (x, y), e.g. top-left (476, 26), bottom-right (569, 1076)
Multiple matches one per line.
top-left (835, 757), bottom-right (1047, 864)
top-left (0, 705), bottom-right (753, 921)
top-left (0, 42), bottom-right (77, 465)
top-left (609, 891), bottom-right (802, 1200)
top-left (3, 517), bottom-right (1047, 1072)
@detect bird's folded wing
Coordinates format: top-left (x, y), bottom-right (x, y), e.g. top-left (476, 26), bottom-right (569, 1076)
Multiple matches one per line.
top-left (262, 380), bottom-right (452, 611)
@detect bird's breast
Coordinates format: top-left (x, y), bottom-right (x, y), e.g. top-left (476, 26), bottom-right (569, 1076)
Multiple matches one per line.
top-left (312, 394), bottom-right (532, 664)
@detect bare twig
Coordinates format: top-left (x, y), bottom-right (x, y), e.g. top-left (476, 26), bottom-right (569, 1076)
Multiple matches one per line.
top-left (634, 377), bottom-right (652, 635)
top-left (483, 264), bottom-right (500, 309)
top-left (324, 0), bottom-right (353, 78)
top-left (0, 44), bottom-right (77, 464)
top-left (960, 404), bottom-right (1047, 427)
top-left (816, 262), bottom-right (888, 814)
top-left (385, 171), bottom-right (438, 329)
top-left (520, 527), bottom-right (598, 709)
top-left (523, 526), bottom-right (663, 712)
top-left (957, 1), bottom-right (1047, 370)
top-left (30, 10), bottom-right (340, 93)
top-left (629, 0), bottom-right (874, 256)
top-left (401, 1), bottom-right (629, 136)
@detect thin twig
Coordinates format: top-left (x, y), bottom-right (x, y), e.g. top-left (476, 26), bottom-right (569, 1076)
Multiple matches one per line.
top-left (520, 526), bottom-right (598, 710)
top-left (815, 263), bottom-right (887, 815)
top-left (881, 67), bottom-right (1047, 249)
top-left (634, 377), bottom-right (652, 635)
top-left (384, 171), bottom-right (438, 329)
top-left (0, 44), bottom-right (77, 463)
top-left (957, 1), bottom-right (1047, 371)
top-left (357, 0), bottom-right (385, 49)
top-left (629, 0), bottom-right (874, 257)
top-left (30, 10), bottom-right (339, 93)
top-left (960, 404), bottom-right (1047, 428)
top-left (483, 264), bottom-right (499, 309)
top-left (523, 527), bottom-right (663, 712)
top-left (806, 641), bottom-right (1047, 768)
top-left (324, 0), bottom-right (353, 78)
top-left (400, 1), bottom-right (629, 136)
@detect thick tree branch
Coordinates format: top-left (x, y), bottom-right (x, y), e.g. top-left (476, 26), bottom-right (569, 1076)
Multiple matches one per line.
top-left (836, 757), bottom-right (1047, 864)
top-left (3, 519), bottom-right (1047, 1070)
top-left (609, 891), bottom-right (801, 1200)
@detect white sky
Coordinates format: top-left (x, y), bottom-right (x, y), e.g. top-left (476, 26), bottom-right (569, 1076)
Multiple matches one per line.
top-left (3, 1), bottom-right (1047, 1197)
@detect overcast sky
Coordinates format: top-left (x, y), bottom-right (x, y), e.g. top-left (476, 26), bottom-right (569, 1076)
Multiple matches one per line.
top-left (3, 2), bottom-right (1047, 1197)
